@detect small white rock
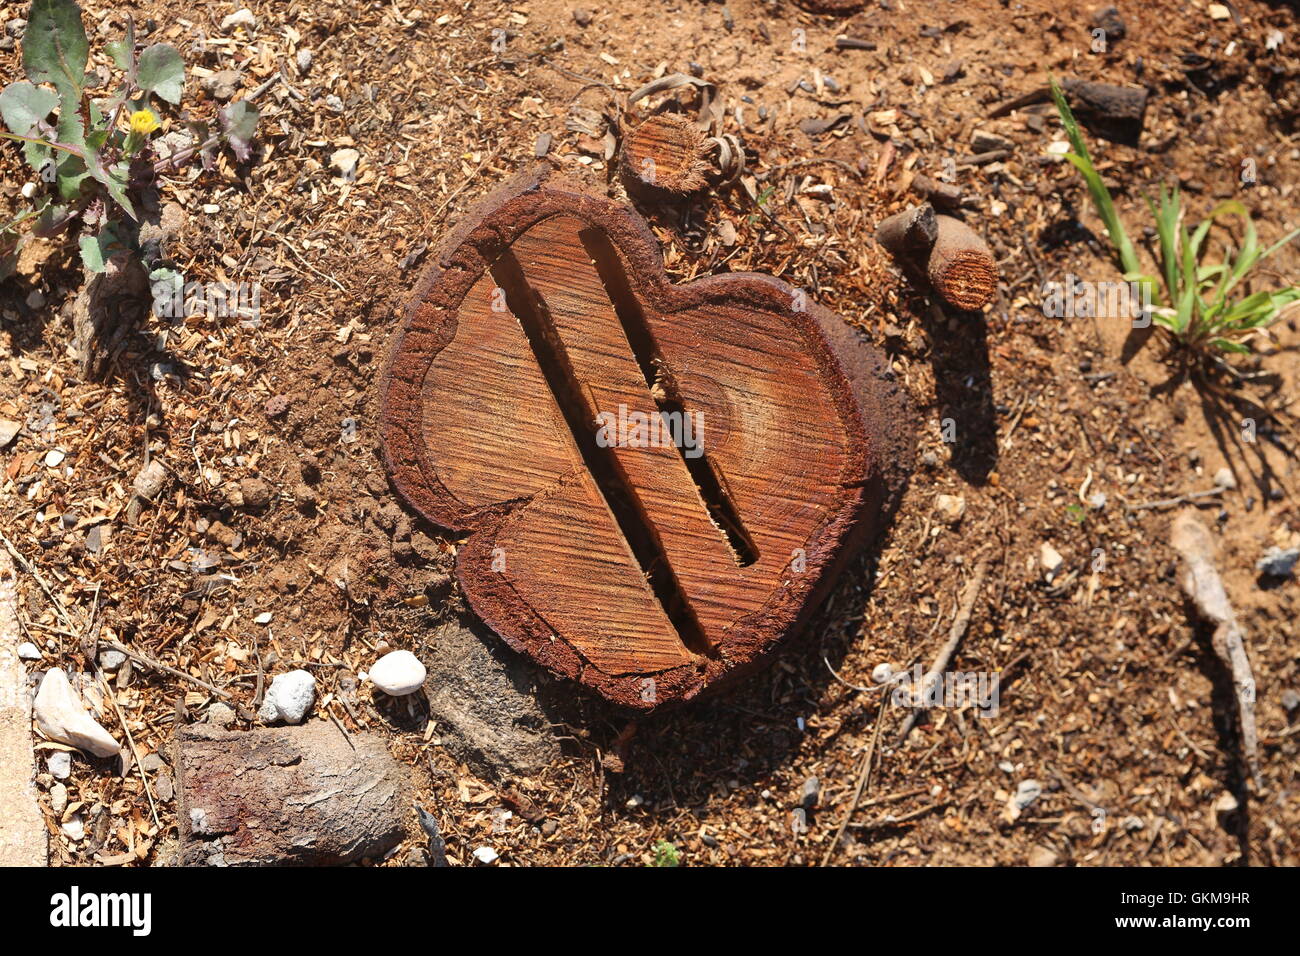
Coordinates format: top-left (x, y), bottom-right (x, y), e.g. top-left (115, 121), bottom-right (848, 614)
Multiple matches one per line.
top-left (33, 669), bottom-right (121, 757)
top-left (368, 649), bottom-right (426, 696)
top-left (21, 180), bottom-right (37, 199)
top-left (1014, 779), bottom-right (1043, 809)
top-left (934, 493), bottom-right (966, 524)
top-left (49, 782), bottom-right (68, 815)
top-left (472, 846), bottom-right (499, 865)
top-left (61, 814), bottom-right (85, 842)
top-left (257, 669), bottom-right (316, 724)
top-left (44, 448), bottom-right (65, 467)
top-left (871, 662), bottom-right (894, 685)
top-left (330, 147), bottom-right (360, 180)
top-left (296, 48), bottom-right (313, 73)
top-left (47, 751), bottom-right (72, 780)
top-left (207, 702), bottom-right (236, 727)
top-left (253, 611), bottom-right (273, 625)
top-left (17, 641), bottom-right (41, 661)
top-left (1212, 467), bottom-right (1236, 489)
top-left (220, 8), bottom-right (256, 31)
top-left (1040, 542), bottom-right (1064, 581)
top-left (98, 648), bottom-right (127, 672)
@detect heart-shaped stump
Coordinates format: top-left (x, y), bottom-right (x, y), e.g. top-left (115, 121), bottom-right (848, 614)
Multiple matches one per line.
top-left (382, 165), bottom-right (911, 709)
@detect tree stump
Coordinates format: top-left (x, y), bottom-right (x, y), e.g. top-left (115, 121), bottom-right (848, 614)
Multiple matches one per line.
top-left (382, 164), bottom-right (909, 709)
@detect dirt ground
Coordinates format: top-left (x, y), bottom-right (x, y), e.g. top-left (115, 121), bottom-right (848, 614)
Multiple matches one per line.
top-left (2, 0), bottom-right (1299, 866)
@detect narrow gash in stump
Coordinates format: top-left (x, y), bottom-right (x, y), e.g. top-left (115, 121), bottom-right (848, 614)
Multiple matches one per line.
top-left (876, 203), bottom-right (997, 311)
top-left (619, 113), bottom-right (709, 194)
top-left (381, 164), bottom-right (912, 709)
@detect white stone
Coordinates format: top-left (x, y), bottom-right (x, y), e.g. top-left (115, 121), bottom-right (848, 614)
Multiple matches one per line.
top-left (220, 8), bottom-right (257, 31)
top-left (49, 782), bottom-right (67, 815)
top-left (61, 814), bottom-right (85, 842)
top-left (330, 148), bottom-right (360, 179)
top-left (934, 493), bottom-right (966, 524)
top-left (47, 751), bottom-right (71, 780)
top-left (369, 650), bottom-right (426, 696)
top-left (1040, 542), bottom-right (1064, 581)
top-left (257, 670), bottom-right (316, 724)
top-left (16, 642), bottom-right (40, 661)
top-left (871, 662), bottom-right (894, 685)
top-left (472, 846), bottom-right (499, 864)
top-left (33, 669), bottom-right (120, 757)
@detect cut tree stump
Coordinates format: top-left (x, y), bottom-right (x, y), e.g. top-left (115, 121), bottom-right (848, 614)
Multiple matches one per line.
top-left (174, 723), bottom-right (411, 866)
top-left (382, 163), bottom-right (910, 709)
top-left (619, 114), bottom-right (709, 194)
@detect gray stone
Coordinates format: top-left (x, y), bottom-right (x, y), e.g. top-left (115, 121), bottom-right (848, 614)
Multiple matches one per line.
top-left (1257, 546), bottom-right (1300, 579)
top-left (47, 751), bottom-right (71, 780)
top-left (424, 621), bottom-right (561, 780)
top-left (201, 70), bottom-right (241, 102)
top-left (207, 702), bottom-right (236, 727)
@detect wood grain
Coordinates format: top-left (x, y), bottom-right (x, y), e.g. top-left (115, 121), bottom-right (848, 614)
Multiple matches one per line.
top-left (382, 164), bottom-right (907, 708)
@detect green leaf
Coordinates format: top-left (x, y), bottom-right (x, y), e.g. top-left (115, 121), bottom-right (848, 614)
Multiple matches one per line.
top-left (55, 153), bottom-right (90, 199)
top-left (137, 44), bottom-right (184, 105)
top-left (23, 0), bottom-right (89, 96)
top-left (1050, 76), bottom-right (1140, 277)
top-left (79, 221), bottom-right (127, 272)
top-left (78, 233), bottom-right (106, 272)
top-left (219, 100), bottom-right (259, 162)
top-left (0, 82), bottom-right (60, 135)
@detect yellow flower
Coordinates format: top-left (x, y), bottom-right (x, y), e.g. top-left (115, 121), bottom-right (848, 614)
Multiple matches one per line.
top-left (129, 109), bottom-right (161, 135)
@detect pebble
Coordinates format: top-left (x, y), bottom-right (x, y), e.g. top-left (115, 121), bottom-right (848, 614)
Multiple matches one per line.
top-left (296, 48), bottom-right (313, 73)
top-left (17, 641), bottom-right (41, 661)
top-left (330, 147), bottom-right (361, 180)
top-left (1281, 689), bottom-right (1300, 716)
top-left (1039, 542), bottom-right (1064, 581)
top-left (1027, 845), bottom-right (1058, 867)
top-left (257, 670), bottom-right (316, 725)
top-left (33, 669), bottom-right (121, 757)
top-left (934, 493), bottom-right (966, 524)
top-left (98, 648), bottom-right (127, 672)
top-left (1013, 779), bottom-right (1043, 810)
top-left (1213, 467), bottom-right (1236, 489)
top-left (49, 782), bottom-right (68, 815)
top-left (200, 69), bottom-right (241, 102)
top-left (220, 8), bottom-right (256, 32)
top-left (1256, 546), bottom-right (1299, 579)
top-left (871, 662), bottom-right (894, 685)
top-left (61, 814), bottom-right (85, 842)
top-left (472, 846), bottom-right (499, 865)
top-left (369, 650), bottom-right (427, 696)
top-left (207, 702), bottom-right (236, 727)
top-left (47, 751), bottom-right (71, 780)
